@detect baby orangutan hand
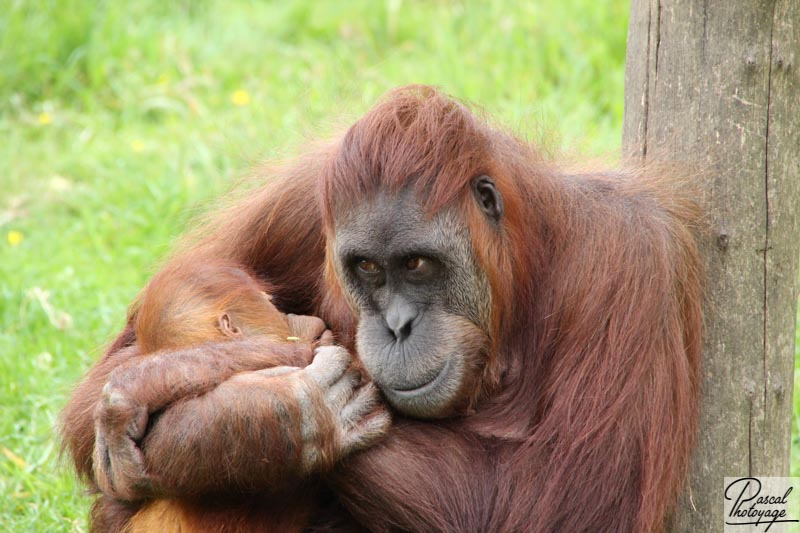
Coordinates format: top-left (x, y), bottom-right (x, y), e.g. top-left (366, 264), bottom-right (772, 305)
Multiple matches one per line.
top-left (285, 313), bottom-right (335, 347)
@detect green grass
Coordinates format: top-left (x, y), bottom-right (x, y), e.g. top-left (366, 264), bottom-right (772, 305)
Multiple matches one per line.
top-left (0, 0), bottom-right (794, 530)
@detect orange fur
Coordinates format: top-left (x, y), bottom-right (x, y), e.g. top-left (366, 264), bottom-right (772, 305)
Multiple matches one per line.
top-left (100, 260), bottom-right (320, 533)
top-left (133, 260), bottom-right (292, 354)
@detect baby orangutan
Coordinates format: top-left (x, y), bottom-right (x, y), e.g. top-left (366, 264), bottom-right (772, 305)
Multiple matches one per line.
top-left (91, 259), bottom-right (386, 532)
top-left (134, 258), bottom-right (331, 354)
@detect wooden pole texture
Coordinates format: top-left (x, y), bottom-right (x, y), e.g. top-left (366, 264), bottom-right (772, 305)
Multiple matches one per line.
top-left (622, 0), bottom-right (800, 530)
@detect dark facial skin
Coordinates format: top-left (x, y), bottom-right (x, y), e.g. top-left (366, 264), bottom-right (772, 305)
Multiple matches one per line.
top-left (332, 178), bottom-right (503, 418)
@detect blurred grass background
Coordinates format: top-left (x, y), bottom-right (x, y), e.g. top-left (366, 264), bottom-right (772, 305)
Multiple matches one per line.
top-left (1, 0), bottom-right (797, 530)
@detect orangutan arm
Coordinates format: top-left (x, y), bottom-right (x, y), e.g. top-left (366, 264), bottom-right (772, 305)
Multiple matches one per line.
top-left (93, 345), bottom-right (390, 501)
top-left (99, 335), bottom-right (316, 417)
top-left (328, 420), bottom-right (499, 532)
top-left (60, 326), bottom-right (140, 485)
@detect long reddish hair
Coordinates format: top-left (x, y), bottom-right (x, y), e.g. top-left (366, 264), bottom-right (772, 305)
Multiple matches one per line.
top-left (320, 86), bottom-right (703, 531)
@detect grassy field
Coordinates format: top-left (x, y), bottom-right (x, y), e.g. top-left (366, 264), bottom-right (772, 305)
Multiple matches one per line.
top-left (0, 0), bottom-right (796, 530)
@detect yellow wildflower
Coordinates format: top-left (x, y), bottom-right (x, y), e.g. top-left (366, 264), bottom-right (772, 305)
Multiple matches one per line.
top-left (7, 230), bottom-right (23, 246)
top-left (2, 447), bottom-right (26, 468)
top-left (38, 112), bottom-right (52, 125)
top-left (131, 140), bottom-right (145, 152)
top-left (231, 89), bottom-right (251, 107)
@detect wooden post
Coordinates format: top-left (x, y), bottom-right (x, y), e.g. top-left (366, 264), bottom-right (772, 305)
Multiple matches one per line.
top-left (622, 0), bottom-right (800, 530)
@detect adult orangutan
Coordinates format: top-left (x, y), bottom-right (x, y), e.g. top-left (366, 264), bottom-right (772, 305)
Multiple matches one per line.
top-left (61, 85), bottom-right (703, 532)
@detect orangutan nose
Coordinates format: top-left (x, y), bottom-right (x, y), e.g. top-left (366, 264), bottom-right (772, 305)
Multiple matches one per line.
top-left (385, 297), bottom-right (418, 341)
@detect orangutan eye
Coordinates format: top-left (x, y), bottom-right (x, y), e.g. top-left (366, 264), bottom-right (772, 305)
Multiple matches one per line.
top-left (405, 256), bottom-right (425, 271)
top-left (357, 259), bottom-right (381, 274)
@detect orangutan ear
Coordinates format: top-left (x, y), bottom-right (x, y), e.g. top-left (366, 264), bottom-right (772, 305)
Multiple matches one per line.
top-left (472, 175), bottom-right (503, 222)
top-left (218, 313), bottom-right (242, 337)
